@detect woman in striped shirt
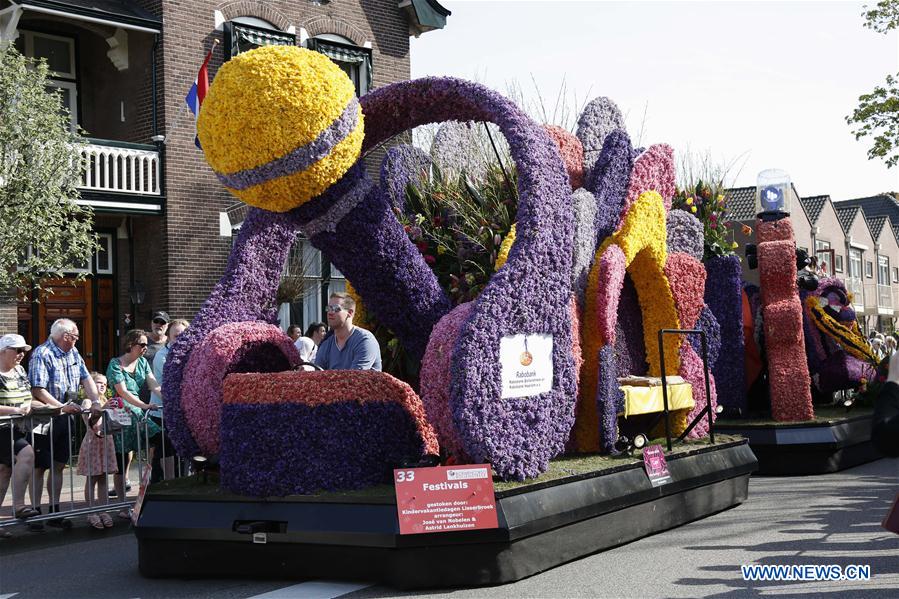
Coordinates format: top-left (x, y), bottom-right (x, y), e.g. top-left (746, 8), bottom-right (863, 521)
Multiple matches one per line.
top-left (0, 334), bottom-right (39, 529)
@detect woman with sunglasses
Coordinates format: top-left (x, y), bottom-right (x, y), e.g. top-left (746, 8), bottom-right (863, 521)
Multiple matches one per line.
top-left (105, 329), bottom-right (161, 517)
top-left (0, 334), bottom-right (39, 534)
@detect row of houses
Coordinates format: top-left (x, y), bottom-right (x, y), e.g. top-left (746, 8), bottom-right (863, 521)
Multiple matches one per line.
top-left (0, 0), bottom-right (450, 372)
top-left (729, 189), bottom-right (899, 334)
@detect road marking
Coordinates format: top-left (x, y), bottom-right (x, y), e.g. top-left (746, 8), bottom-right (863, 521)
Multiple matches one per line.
top-left (247, 581), bottom-right (371, 599)
top-left (0, 594), bottom-right (19, 599)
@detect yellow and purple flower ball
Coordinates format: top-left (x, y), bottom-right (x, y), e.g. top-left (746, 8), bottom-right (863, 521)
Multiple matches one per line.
top-left (197, 45), bottom-right (364, 212)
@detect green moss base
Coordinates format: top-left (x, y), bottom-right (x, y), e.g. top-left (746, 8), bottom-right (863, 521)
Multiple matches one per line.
top-left (150, 436), bottom-right (744, 502)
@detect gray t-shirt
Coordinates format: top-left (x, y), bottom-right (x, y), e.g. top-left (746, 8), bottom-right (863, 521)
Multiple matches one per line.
top-left (314, 327), bottom-right (382, 371)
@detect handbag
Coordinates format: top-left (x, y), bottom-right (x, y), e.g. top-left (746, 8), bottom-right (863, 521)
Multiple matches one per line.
top-left (102, 397), bottom-right (132, 434)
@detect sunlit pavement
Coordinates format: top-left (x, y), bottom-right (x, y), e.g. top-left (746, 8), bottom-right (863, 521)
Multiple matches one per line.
top-left (0, 458), bottom-right (896, 599)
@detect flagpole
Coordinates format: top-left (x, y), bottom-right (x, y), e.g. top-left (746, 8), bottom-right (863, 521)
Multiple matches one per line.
top-left (163, 39), bottom-right (220, 145)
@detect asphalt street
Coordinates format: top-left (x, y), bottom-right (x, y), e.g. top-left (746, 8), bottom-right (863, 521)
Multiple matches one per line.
top-left (0, 458), bottom-right (896, 599)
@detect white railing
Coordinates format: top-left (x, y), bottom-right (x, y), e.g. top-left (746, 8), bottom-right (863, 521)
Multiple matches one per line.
top-left (80, 141), bottom-right (160, 195)
top-left (845, 277), bottom-right (865, 308)
top-left (878, 284), bottom-right (893, 311)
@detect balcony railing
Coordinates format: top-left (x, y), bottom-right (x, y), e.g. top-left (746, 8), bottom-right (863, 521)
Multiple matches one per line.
top-left (845, 277), bottom-right (865, 308)
top-left (79, 139), bottom-right (160, 195)
top-left (878, 284), bottom-right (893, 311)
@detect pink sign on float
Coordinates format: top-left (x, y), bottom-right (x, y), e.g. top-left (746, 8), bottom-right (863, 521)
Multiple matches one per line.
top-left (394, 464), bottom-right (498, 535)
top-left (642, 444), bottom-right (672, 487)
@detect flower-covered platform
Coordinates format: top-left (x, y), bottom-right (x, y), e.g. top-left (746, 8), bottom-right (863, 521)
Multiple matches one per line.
top-left (715, 407), bottom-right (880, 475)
top-left (135, 439), bottom-right (756, 589)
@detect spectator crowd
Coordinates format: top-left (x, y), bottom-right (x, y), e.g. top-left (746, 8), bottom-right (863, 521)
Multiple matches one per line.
top-left (0, 292), bottom-right (382, 537)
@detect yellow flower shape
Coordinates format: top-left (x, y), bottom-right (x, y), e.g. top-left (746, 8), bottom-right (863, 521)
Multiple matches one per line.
top-left (437, 246), bottom-right (446, 256)
top-left (346, 281), bottom-right (368, 329)
top-left (198, 45), bottom-right (363, 212)
top-left (574, 191), bottom-right (681, 452)
top-left (494, 223), bottom-right (517, 270)
top-left (686, 197), bottom-right (694, 205)
top-left (690, 206), bottom-right (697, 213)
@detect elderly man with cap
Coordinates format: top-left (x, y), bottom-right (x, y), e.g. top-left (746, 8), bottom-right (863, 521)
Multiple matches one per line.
top-left (0, 334), bottom-right (39, 534)
top-left (29, 319), bottom-right (102, 528)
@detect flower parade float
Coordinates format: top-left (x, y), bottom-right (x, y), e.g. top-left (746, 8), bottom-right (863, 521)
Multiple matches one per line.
top-left (135, 46), bottom-right (756, 588)
top-left (714, 173), bottom-right (882, 474)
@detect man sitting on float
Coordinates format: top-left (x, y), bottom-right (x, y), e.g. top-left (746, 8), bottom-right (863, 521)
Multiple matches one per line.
top-left (315, 292), bottom-right (382, 371)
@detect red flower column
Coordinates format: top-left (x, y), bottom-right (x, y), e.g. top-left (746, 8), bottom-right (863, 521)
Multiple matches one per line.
top-left (757, 217), bottom-right (814, 421)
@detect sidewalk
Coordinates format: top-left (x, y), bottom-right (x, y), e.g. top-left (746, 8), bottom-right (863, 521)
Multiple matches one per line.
top-left (0, 462), bottom-right (144, 549)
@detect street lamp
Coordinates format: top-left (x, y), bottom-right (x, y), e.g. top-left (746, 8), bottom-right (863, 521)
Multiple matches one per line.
top-left (128, 281), bottom-right (146, 306)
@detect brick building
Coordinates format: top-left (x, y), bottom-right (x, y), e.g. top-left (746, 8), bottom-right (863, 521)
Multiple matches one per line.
top-left (0, 0), bottom-right (449, 371)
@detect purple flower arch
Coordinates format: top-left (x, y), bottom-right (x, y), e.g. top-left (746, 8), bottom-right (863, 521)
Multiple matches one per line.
top-left (165, 77), bottom-right (576, 480)
top-left (358, 78), bottom-right (576, 480)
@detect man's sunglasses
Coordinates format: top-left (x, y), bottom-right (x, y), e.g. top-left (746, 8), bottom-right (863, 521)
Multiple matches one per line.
top-left (152, 319), bottom-right (168, 325)
top-left (325, 304), bottom-right (345, 313)
top-left (136, 342), bottom-right (148, 348)
top-left (11, 348), bottom-right (27, 354)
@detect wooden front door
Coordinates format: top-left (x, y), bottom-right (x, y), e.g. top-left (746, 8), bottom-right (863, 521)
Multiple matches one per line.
top-left (37, 279), bottom-right (95, 371)
top-left (19, 276), bottom-right (117, 374)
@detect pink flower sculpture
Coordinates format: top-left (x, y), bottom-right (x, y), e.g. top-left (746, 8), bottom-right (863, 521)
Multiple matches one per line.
top-left (420, 302), bottom-right (476, 461)
top-left (621, 144), bottom-right (675, 221)
top-left (664, 252), bottom-right (707, 330)
top-left (596, 244), bottom-right (627, 344)
top-left (757, 217), bottom-right (814, 421)
top-left (665, 251), bottom-right (718, 437)
top-left (182, 321), bottom-right (301, 455)
top-left (678, 340), bottom-right (718, 438)
top-left (543, 125), bottom-right (585, 190)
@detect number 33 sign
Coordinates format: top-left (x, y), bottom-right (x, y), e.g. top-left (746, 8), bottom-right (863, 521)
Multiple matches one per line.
top-left (393, 464), bottom-right (498, 535)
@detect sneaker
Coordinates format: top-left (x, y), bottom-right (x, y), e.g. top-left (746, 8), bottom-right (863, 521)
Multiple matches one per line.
top-left (109, 488), bottom-right (117, 498)
top-left (125, 480), bottom-right (133, 492)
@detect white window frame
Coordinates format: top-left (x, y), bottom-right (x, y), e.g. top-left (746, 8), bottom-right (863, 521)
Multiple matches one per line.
top-left (48, 79), bottom-right (78, 132)
top-left (94, 233), bottom-right (114, 275)
top-left (309, 34), bottom-right (372, 97)
top-left (17, 30), bottom-right (78, 131)
top-left (17, 30), bottom-right (77, 79)
top-left (878, 255), bottom-right (890, 286)
top-left (865, 260), bottom-right (874, 279)
top-left (849, 249), bottom-right (863, 280)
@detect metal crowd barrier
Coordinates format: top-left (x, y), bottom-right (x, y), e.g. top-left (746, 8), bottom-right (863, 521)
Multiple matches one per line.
top-left (0, 404), bottom-right (185, 529)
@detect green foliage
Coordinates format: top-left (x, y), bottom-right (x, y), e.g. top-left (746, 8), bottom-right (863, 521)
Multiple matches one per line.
top-left (673, 149), bottom-right (744, 260)
top-left (398, 164), bottom-right (517, 306)
top-left (846, 72), bottom-right (899, 168)
top-left (0, 45), bottom-right (97, 294)
top-left (671, 180), bottom-right (738, 260)
top-left (862, 0), bottom-right (899, 32)
top-left (364, 164), bottom-right (518, 381)
top-left (847, 1), bottom-right (899, 168)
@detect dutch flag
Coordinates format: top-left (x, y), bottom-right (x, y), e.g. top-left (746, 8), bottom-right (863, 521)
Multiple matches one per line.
top-left (185, 47), bottom-right (215, 149)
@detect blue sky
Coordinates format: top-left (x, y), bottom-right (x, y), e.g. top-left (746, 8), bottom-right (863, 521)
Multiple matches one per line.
top-left (411, 1), bottom-right (899, 200)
